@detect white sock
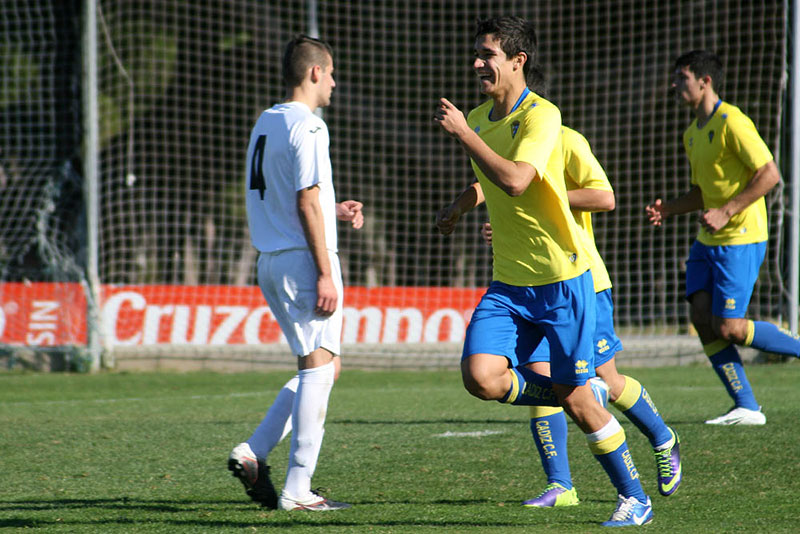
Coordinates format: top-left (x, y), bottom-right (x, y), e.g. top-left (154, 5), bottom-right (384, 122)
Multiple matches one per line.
top-left (247, 375), bottom-right (298, 460)
top-left (654, 429), bottom-right (675, 451)
top-left (585, 414), bottom-right (621, 443)
top-left (283, 361), bottom-right (335, 500)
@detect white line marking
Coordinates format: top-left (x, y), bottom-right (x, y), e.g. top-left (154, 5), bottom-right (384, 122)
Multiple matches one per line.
top-left (0, 391), bottom-right (266, 407)
top-left (433, 430), bottom-right (504, 438)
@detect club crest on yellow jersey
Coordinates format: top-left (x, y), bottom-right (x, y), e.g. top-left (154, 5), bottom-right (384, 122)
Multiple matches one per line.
top-left (511, 120), bottom-right (520, 138)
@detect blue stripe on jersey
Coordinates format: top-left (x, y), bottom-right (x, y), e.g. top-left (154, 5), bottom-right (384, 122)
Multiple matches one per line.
top-left (489, 87), bottom-right (531, 121)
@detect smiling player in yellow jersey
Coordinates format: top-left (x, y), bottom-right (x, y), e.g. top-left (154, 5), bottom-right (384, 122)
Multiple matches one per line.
top-left (647, 50), bottom-right (800, 426)
top-left (434, 16), bottom-right (652, 527)
top-left (465, 94), bottom-right (588, 286)
top-left (483, 125), bottom-right (681, 507)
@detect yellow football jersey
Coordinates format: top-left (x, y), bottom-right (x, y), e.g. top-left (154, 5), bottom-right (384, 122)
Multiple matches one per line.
top-left (562, 126), bottom-right (613, 292)
top-left (683, 101), bottom-right (773, 245)
top-left (466, 92), bottom-right (589, 286)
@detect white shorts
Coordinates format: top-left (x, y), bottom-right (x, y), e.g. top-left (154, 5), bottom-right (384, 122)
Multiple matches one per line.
top-left (257, 248), bottom-right (343, 357)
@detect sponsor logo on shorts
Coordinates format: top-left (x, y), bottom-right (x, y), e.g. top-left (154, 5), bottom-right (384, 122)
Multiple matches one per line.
top-left (575, 359), bottom-right (590, 374)
top-left (597, 338), bottom-right (610, 354)
top-left (725, 298), bottom-right (736, 310)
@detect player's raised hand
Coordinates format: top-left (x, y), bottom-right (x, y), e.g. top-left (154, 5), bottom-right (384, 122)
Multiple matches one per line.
top-left (433, 98), bottom-right (469, 138)
top-left (645, 199), bottom-right (667, 226)
top-left (480, 222), bottom-right (493, 246)
top-left (337, 200), bottom-right (364, 229)
top-left (436, 204), bottom-right (461, 235)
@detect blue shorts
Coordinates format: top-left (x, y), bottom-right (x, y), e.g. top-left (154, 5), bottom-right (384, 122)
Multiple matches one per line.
top-left (528, 288), bottom-right (622, 368)
top-left (462, 270), bottom-right (596, 386)
top-left (685, 240), bottom-right (766, 318)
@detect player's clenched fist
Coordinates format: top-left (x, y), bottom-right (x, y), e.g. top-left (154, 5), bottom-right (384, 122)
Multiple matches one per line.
top-left (480, 222), bottom-right (493, 246)
top-left (433, 98), bottom-right (469, 138)
top-left (336, 200), bottom-right (364, 229)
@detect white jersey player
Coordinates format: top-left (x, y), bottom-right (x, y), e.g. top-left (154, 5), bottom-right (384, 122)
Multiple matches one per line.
top-left (246, 102), bottom-right (338, 255)
top-left (228, 35), bottom-right (363, 512)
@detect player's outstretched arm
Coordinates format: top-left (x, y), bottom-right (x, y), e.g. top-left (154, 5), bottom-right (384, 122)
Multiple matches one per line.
top-left (436, 182), bottom-right (484, 235)
top-left (433, 98), bottom-right (536, 197)
top-left (298, 185), bottom-right (337, 316)
top-left (646, 186), bottom-right (704, 226)
top-left (336, 200), bottom-right (364, 229)
top-left (567, 188), bottom-right (615, 212)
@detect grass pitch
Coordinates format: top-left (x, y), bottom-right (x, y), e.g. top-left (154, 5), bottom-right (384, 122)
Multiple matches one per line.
top-left (1, 363), bottom-right (798, 533)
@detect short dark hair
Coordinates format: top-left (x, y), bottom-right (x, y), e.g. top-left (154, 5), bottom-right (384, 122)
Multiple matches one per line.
top-left (474, 16), bottom-right (545, 93)
top-left (674, 50), bottom-right (724, 92)
top-left (282, 35), bottom-right (333, 88)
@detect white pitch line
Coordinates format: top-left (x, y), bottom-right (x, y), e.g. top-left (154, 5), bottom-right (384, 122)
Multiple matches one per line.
top-left (0, 384), bottom-right (739, 408)
top-left (0, 384), bottom-right (471, 407)
top-left (0, 391), bottom-right (267, 407)
top-left (433, 430), bottom-right (505, 438)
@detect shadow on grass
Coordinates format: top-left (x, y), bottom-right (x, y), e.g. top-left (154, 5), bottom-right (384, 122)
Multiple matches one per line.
top-left (0, 518), bottom-right (601, 530)
top-left (0, 498), bottom-right (245, 512)
top-left (0, 495), bottom-right (619, 530)
top-left (0, 496), bottom-right (501, 510)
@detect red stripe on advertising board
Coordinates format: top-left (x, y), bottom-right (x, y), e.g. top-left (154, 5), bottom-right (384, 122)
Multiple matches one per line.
top-left (1, 283), bottom-right (485, 347)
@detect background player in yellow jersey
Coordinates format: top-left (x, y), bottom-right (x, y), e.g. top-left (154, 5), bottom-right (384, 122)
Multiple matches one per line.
top-left (647, 50), bottom-right (800, 425)
top-left (435, 16), bottom-right (652, 526)
top-left (483, 125), bottom-right (681, 506)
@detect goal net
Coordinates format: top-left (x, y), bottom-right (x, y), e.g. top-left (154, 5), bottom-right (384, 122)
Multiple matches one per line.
top-left (0, 2), bottom-right (90, 370)
top-left (0, 0), bottom-right (791, 370)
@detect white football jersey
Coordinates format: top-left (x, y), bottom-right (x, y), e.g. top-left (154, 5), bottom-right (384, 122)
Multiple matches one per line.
top-left (245, 101), bottom-right (338, 253)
